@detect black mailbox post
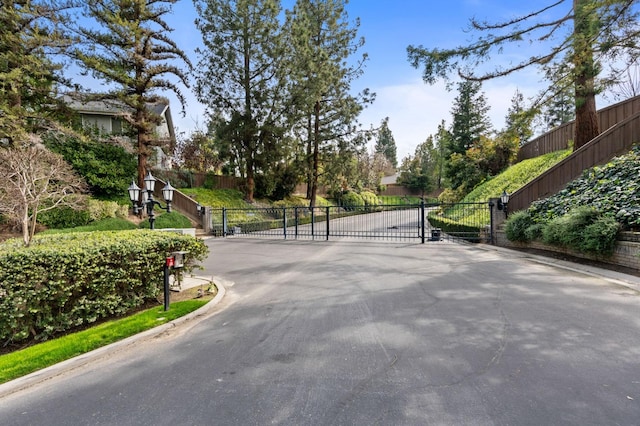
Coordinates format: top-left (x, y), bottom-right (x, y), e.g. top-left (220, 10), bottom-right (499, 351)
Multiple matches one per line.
top-left (163, 251), bottom-right (188, 311)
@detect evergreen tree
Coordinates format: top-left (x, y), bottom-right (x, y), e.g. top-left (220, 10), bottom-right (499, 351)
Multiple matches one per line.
top-left (398, 137), bottom-right (435, 198)
top-left (445, 81), bottom-right (492, 192)
top-left (0, 1), bottom-right (72, 144)
top-left (374, 117), bottom-right (397, 168)
top-left (407, 0), bottom-right (640, 150)
top-left (286, 0), bottom-right (374, 207)
top-left (503, 89), bottom-right (535, 147)
top-left (194, 0), bottom-right (287, 202)
top-left (72, 0), bottom-right (192, 187)
top-left (448, 81), bottom-right (492, 156)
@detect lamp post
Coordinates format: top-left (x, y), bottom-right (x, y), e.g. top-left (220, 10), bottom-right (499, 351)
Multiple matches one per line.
top-left (498, 190), bottom-right (510, 218)
top-left (128, 171), bottom-right (175, 229)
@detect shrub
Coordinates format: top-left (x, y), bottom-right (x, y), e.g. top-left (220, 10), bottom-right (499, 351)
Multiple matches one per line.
top-left (87, 199), bottom-right (125, 221)
top-left (341, 191), bottom-right (364, 209)
top-left (38, 207), bottom-right (91, 229)
top-left (541, 206), bottom-right (620, 255)
top-left (579, 215), bottom-right (621, 255)
top-left (0, 230), bottom-right (208, 343)
top-left (43, 132), bottom-right (136, 200)
top-left (524, 223), bottom-right (544, 241)
top-left (360, 191), bottom-right (379, 208)
top-left (504, 210), bottom-right (534, 242)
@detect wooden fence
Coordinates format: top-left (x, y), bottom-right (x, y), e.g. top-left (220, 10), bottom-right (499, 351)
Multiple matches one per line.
top-left (518, 95), bottom-right (640, 161)
top-left (153, 170), bottom-right (242, 190)
top-left (509, 111), bottom-right (640, 213)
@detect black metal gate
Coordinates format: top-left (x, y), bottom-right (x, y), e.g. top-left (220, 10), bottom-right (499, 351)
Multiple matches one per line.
top-left (209, 201), bottom-right (493, 244)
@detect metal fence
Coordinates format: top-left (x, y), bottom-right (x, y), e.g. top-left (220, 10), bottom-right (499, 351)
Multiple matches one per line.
top-left (209, 201), bottom-right (492, 244)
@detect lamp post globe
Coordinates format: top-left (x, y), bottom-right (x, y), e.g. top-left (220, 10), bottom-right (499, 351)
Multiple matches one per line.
top-left (127, 180), bottom-right (141, 206)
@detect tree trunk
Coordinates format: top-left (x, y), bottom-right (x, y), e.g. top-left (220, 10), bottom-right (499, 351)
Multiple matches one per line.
top-left (310, 101), bottom-right (321, 208)
top-left (572, 0), bottom-right (600, 150)
top-left (246, 151), bottom-right (255, 203)
top-left (306, 114), bottom-right (313, 200)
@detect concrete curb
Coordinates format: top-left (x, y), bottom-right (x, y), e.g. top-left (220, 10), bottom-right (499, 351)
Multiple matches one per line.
top-left (0, 277), bottom-right (227, 399)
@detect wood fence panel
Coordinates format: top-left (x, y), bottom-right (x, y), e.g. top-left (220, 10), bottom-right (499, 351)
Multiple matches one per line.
top-left (517, 95), bottom-right (640, 161)
top-left (510, 112), bottom-right (640, 212)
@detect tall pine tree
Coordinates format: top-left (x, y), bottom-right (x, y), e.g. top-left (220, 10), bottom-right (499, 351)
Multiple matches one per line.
top-left (0, 1), bottom-right (72, 144)
top-left (286, 0), bottom-right (374, 207)
top-left (72, 0), bottom-right (192, 187)
top-left (194, 0), bottom-right (287, 202)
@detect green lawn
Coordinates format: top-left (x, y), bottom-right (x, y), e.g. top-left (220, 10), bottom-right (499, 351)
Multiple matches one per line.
top-left (0, 299), bottom-right (210, 384)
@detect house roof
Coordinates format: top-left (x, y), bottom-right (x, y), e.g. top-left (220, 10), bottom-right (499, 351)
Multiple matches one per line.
top-left (63, 93), bottom-right (175, 143)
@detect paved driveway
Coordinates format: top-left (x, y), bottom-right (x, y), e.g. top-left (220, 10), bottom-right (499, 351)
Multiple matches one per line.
top-left (1, 239), bottom-right (639, 425)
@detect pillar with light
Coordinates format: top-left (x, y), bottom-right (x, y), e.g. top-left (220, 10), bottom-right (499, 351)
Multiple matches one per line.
top-left (127, 171), bottom-right (175, 229)
top-left (497, 190), bottom-right (510, 218)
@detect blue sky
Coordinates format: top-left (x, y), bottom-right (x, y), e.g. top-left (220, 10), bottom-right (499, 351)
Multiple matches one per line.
top-left (158, 0), bottom-right (587, 161)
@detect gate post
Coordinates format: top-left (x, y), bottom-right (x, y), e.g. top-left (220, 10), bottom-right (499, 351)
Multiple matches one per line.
top-left (295, 207), bottom-right (299, 239)
top-left (222, 207), bottom-right (228, 237)
top-left (489, 200), bottom-right (495, 245)
top-left (420, 199), bottom-right (425, 244)
top-left (283, 207), bottom-right (287, 240)
top-left (326, 206), bottom-right (330, 241)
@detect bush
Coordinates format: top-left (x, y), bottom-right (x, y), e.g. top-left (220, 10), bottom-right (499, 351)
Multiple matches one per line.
top-left (0, 230), bottom-right (208, 343)
top-left (579, 215), bottom-right (621, 255)
top-left (341, 191), bottom-right (364, 209)
top-left (38, 207), bottom-right (91, 229)
top-left (43, 132), bottom-right (136, 200)
top-left (504, 210), bottom-right (534, 242)
top-left (87, 199), bottom-right (128, 221)
top-left (541, 206), bottom-right (620, 255)
top-left (360, 191), bottom-right (379, 208)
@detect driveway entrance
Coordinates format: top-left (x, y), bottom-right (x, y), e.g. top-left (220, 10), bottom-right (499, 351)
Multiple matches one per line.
top-left (210, 201), bottom-right (492, 243)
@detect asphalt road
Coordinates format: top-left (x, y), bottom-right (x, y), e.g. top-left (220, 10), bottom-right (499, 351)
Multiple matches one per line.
top-left (1, 239), bottom-right (639, 425)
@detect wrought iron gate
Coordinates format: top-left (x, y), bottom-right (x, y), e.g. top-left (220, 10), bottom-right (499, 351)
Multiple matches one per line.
top-left (209, 201), bottom-right (493, 244)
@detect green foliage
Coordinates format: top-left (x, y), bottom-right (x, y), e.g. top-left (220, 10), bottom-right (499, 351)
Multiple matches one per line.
top-left (461, 150), bottom-right (571, 204)
top-left (528, 147), bottom-right (640, 229)
top-left (0, 231), bottom-right (208, 343)
top-left (504, 210), bottom-right (534, 242)
top-left (0, 299), bottom-right (208, 384)
top-left (38, 207), bottom-right (91, 229)
top-left (538, 206), bottom-right (620, 255)
top-left (580, 216), bottom-right (621, 255)
top-left (44, 132), bottom-right (136, 200)
top-left (341, 191), bottom-right (365, 208)
top-left (87, 199), bottom-right (129, 221)
top-left (41, 218), bottom-right (138, 234)
top-left (360, 191), bottom-right (379, 207)
top-left (138, 212), bottom-right (193, 229)
top-left (181, 188), bottom-right (251, 209)
top-left (427, 214), bottom-right (480, 240)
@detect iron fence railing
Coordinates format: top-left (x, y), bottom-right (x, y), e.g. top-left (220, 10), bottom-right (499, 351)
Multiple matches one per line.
top-left (209, 201), bottom-right (492, 244)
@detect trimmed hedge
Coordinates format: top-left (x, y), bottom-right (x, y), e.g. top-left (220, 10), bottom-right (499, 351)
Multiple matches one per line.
top-left (0, 230), bottom-right (208, 343)
top-left (428, 214), bottom-right (481, 240)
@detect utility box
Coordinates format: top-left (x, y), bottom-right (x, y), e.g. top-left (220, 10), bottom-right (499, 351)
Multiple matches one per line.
top-left (430, 228), bottom-right (442, 241)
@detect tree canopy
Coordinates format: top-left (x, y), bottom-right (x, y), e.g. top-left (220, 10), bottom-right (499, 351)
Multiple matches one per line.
top-left (72, 0), bottom-right (192, 187)
top-left (407, 0), bottom-right (640, 150)
top-left (0, 1), bottom-right (72, 144)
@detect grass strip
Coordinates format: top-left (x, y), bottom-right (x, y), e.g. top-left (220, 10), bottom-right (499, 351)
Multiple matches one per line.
top-left (0, 300), bottom-right (207, 384)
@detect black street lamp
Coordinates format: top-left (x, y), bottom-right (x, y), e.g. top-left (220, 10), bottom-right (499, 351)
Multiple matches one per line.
top-left (497, 190), bottom-right (510, 217)
top-left (128, 171), bottom-right (175, 229)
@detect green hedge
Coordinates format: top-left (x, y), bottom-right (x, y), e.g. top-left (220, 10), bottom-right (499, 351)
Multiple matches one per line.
top-left (0, 230), bottom-right (208, 343)
top-left (427, 214), bottom-right (481, 240)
